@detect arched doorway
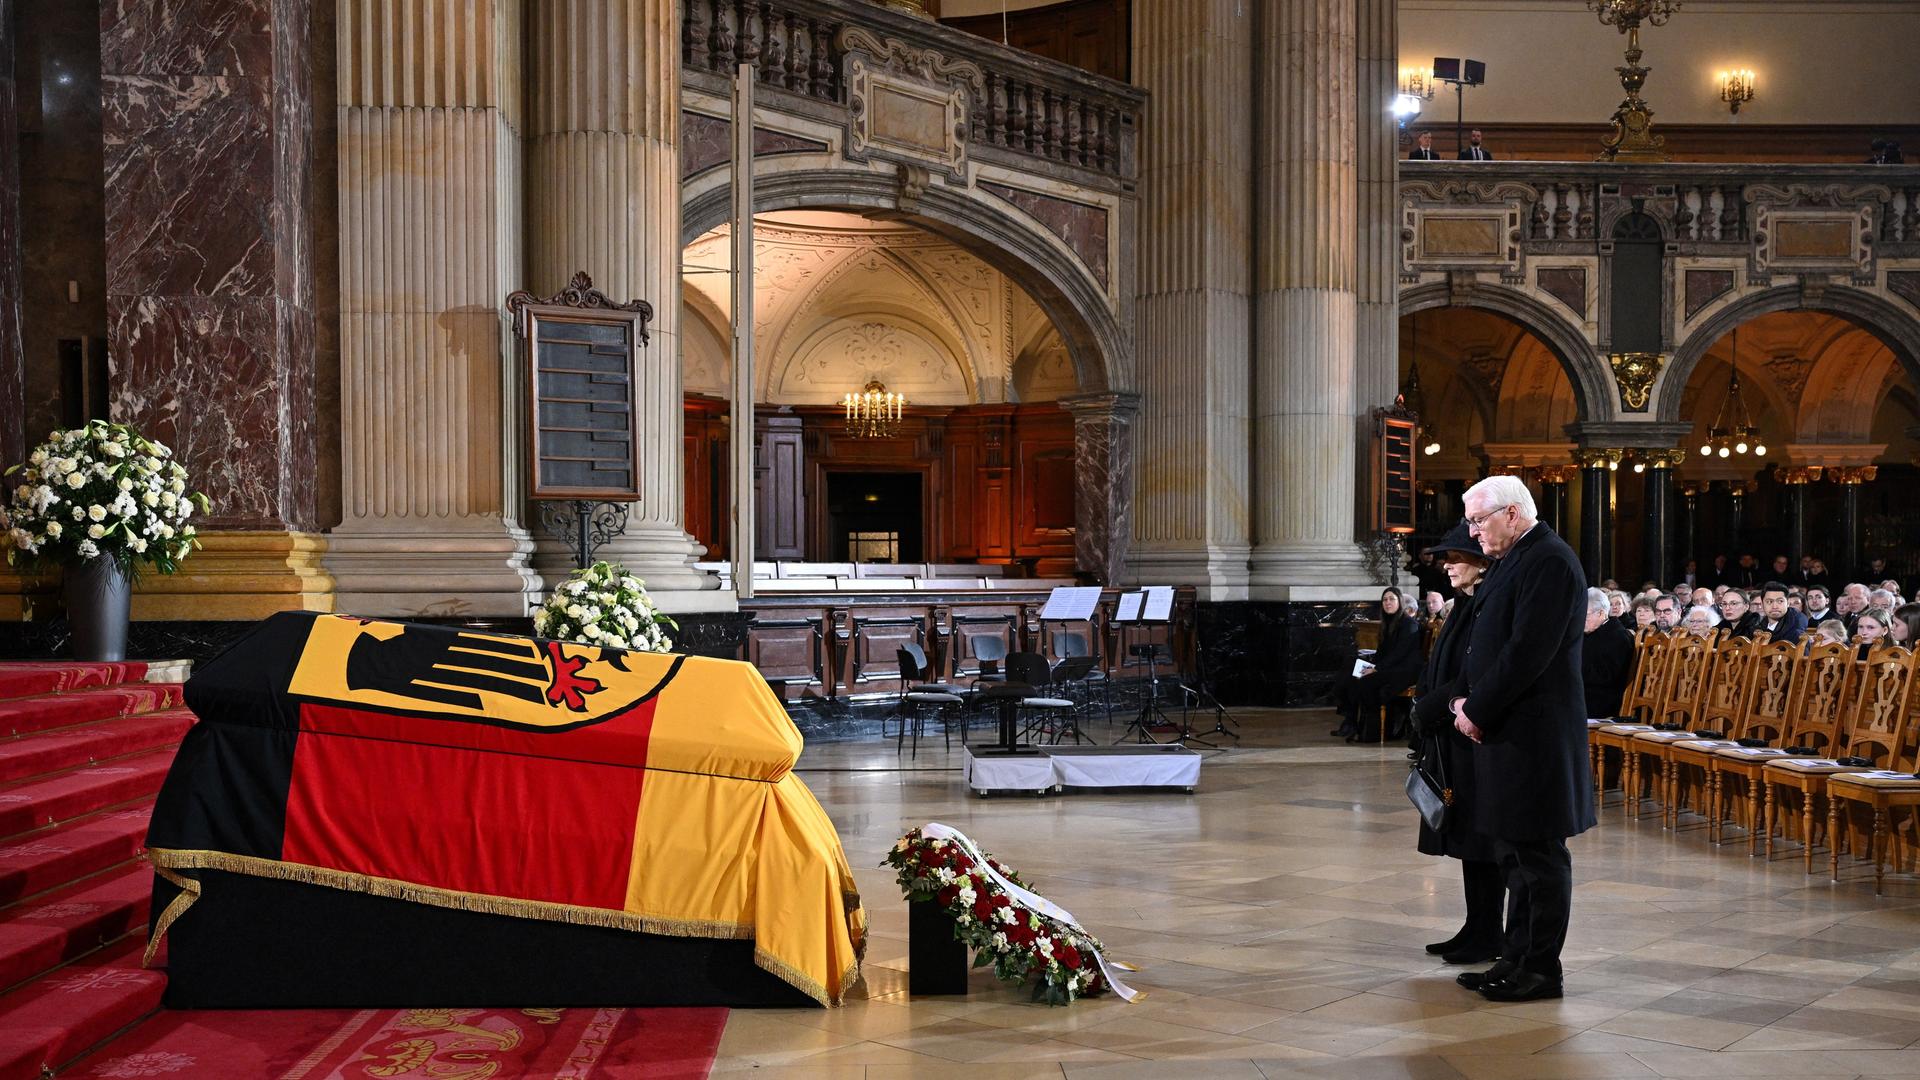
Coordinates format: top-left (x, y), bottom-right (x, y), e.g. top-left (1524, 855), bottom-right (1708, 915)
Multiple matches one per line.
top-left (680, 210), bottom-right (1093, 577)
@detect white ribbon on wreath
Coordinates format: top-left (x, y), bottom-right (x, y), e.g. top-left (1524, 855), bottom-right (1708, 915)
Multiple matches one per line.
top-left (920, 822), bottom-right (1144, 1002)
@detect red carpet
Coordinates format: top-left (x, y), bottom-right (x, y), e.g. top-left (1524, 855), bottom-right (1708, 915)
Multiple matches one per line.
top-left (66, 1005), bottom-right (728, 1079)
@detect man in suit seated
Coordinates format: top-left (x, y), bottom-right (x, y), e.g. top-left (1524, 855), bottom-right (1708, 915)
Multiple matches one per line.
top-left (1408, 131), bottom-right (1441, 160)
top-left (1756, 581), bottom-right (1807, 644)
top-left (1459, 129), bottom-right (1494, 161)
top-left (1582, 587), bottom-right (1635, 719)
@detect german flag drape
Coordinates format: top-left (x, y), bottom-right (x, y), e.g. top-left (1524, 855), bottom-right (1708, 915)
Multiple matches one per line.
top-left (144, 611), bottom-right (865, 1006)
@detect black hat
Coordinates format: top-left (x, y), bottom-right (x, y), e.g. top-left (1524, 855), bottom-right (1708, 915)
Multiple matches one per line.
top-left (1424, 522), bottom-right (1486, 562)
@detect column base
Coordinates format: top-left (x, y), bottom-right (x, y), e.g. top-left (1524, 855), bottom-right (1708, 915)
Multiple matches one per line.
top-left (1125, 544), bottom-right (1252, 601)
top-left (529, 525), bottom-right (722, 609)
top-left (1248, 543), bottom-right (1383, 601)
top-left (131, 531), bottom-right (336, 620)
top-left (326, 524), bottom-right (543, 619)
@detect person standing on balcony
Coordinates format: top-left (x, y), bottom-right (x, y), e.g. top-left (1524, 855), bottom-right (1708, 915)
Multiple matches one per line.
top-left (1408, 131), bottom-right (1441, 160)
top-left (1459, 129), bottom-right (1494, 160)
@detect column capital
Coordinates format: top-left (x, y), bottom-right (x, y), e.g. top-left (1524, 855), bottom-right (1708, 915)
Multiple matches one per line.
top-left (1827, 465), bottom-right (1879, 485)
top-left (1784, 442), bottom-right (1887, 470)
top-left (1577, 448), bottom-right (1624, 470)
top-left (1638, 449), bottom-right (1687, 470)
top-left (1564, 420), bottom-right (1694, 451)
top-left (1773, 465), bottom-right (1823, 485)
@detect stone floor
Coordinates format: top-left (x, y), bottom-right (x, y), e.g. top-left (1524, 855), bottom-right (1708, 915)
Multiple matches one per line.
top-left (717, 708), bottom-right (1920, 1079)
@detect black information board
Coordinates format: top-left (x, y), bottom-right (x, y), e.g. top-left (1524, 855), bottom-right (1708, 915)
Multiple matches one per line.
top-left (1373, 404), bottom-right (1418, 535)
top-left (507, 272), bottom-right (653, 502)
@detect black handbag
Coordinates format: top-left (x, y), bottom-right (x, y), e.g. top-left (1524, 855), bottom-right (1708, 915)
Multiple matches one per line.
top-left (1405, 736), bottom-right (1452, 831)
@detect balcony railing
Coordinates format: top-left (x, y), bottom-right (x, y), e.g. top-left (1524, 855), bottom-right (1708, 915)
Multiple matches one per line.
top-left (683, 0), bottom-right (1143, 185)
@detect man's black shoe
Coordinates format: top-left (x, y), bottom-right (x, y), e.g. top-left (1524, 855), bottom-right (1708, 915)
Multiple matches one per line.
top-left (1425, 932), bottom-right (1466, 956)
top-left (1441, 943), bottom-right (1502, 965)
top-left (1455, 959), bottom-right (1514, 991)
top-left (1477, 970), bottom-right (1563, 1001)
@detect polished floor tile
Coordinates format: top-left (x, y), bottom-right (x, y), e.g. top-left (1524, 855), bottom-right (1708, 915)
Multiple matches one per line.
top-left (711, 711), bottom-right (1920, 1079)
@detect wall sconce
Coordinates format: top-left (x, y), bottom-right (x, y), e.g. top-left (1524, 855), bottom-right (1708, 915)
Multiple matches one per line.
top-left (1718, 69), bottom-right (1756, 115)
top-left (1399, 66), bottom-right (1437, 101)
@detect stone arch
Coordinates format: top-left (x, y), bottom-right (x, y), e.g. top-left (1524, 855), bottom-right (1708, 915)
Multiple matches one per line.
top-left (684, 168), bottom-right (1124, 396)
top-left (1399, 282), bottom-right (1610, 423)
top-left (1661, 286), bottom-right (1920, 424)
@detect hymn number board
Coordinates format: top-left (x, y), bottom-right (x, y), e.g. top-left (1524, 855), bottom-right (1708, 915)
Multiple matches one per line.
top-left (1372, 404), bottom-right (1418, 535)
top-left (508, 272), bottom-right (654, 502)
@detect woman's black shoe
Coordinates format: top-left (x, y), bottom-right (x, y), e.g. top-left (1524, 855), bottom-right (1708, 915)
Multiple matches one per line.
top-left (1442, 943), bottom-right (1503, 965)
top-left (1424, 932), bottom-right (1467, 956)
top-left (1330, 726), bottom-right (1355, 738)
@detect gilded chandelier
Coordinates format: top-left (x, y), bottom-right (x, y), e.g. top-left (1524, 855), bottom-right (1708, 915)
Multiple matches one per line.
top-left (1588, 0), bottom-right (1680, 162)
top-left (842, 379), bottom-right (905, 439)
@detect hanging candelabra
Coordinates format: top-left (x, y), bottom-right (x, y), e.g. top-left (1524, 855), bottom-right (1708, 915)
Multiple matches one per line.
top-left (1698, 329), bottom-right (1766, 459)
top-left (842, 379), bottom-right (905, 439)
top-left (1588, 0), bottom-right (1681, 162)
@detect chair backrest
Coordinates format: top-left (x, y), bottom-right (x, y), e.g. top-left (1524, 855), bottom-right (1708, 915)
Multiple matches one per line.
top-left (1738, 638), bottom-right (1799, 745)
top-left (1007, 651), bottom-right (1052, 687)
top-left (1655, 630), bottom-right (1720, 728)
top-left (1621, 628), bottom-right (1671, 720)
top-left (1056, 630), bottom-right (1091, 659)
top-left (1697, 634), bottom-right (1762, 735)
top-left (972, 635), bottom-right (1009, 662)
top-left (1784, 640), bottom-right (1856, 752)
top-left (1841, 644), bottom-right (1918, 766)
top-left (897, 642), bottom-right (931, 683)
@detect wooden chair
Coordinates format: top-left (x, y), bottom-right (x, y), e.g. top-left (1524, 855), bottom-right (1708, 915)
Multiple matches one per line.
top-left (1759, 644), bottom-right (1904, 871)
top-left (1592, 629), bottom-right (1671, 814)
top-left (1625, 630), bottom-right (1720, 825)
top-left (1663, 634), bottom-right (1768, 833)
top-left (1703, 637), bottom-right (1798, 846)
top-left (1710, 640), bottom-right (1855, 858)
top-left (1823, 646), bottom-right (1920, 891)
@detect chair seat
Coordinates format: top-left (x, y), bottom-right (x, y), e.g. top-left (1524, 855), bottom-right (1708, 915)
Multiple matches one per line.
top-left (1021, 697), bottom-right (1076, 709)
top-left (1762, 758), bottom-right (1859, 775)
top-left (907, 692), bottom-right (965, 705)
top-left (1829, 771), bottom-right (1920, 791)
top-left (1713, 746), bottom-right (1795, 761)
top-left (1671, 739), bottom-right (1739, 752)
top-left (1600, 723), bottom-right (1655, 735)
top-left (1630, 730), bottom-right (1694, 745)
top-left (910, 682), bottom-right (962, 695)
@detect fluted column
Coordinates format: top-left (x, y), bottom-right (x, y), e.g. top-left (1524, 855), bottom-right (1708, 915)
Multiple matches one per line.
top-left (325, 0), bottom-right (544, 617)
top-left (525, 0), bottom-right (716, 601)
top-left (1250, 0), bottom-right (1367, 593)
top-left (1353, 0), bottom-right (1399, 476)
top-left (1128, 0), bottom-right (1254, 597)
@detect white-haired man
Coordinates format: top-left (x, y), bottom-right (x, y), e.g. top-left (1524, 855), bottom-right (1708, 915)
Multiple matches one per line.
top-left (1448, 474), bottom-right (1594, 1002)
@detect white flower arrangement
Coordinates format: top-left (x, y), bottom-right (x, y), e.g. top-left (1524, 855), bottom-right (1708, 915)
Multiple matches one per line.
top-left (0, 421), bottom-right (208, 576)
top-left (532, 561), bottom-right (677, 653)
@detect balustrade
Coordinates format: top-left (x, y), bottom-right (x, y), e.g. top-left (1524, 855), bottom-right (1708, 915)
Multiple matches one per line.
top-left (682, 0), bottom-right (1140, 183)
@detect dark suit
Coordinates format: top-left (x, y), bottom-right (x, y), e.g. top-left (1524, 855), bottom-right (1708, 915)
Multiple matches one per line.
top-left (1459, 523), bottom-right (1594, 980)
top-left (1458, 146), bottom-right (1494, 160)
top-left (1581, 618), bottom-right (1635, 719)
top-left (1408, 147), bottom-right (1441, 160)
top-left (1414, 591), bottom-right (1504, 954)
top-left (1758, 608), bottom-right (1808, 645)
top-left (1723, 613), bottom-right (1763, 640)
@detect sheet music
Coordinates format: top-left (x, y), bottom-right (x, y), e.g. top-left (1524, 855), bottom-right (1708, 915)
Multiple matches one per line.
top-left (1115, 591), bottom-right (1145, 622)
top-left (1142, 586), bottom-right (1174, 622)
top-left (1039, 586), bottom-right (1104, 622)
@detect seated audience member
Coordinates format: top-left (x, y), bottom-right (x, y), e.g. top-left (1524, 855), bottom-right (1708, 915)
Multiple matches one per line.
top-left (1583, 588), bottom-right (1635, 719)
top-left (1718, 589), bottom-right (1760, 639)
top-left (1333, 588), bottom-right (1422, 742)
top-left (1809, 558), bottom-right (1833, 589)
top-left (1814, 619), bottom-right (1851, 647)
top-left (1804, 586), bottom-right (1834, 624)
top-left (1855, 608), bottom-right (1892, 658)
top-left (1891, 603), bottom-right (1920, 646)
top-left (1770, 555), bottom-right (1791, 581)
top-left (1786, 591), bottom-right (1805, 613)
top-left (1680, 559), bottom-right (1699, 589)
top-left (1681, 608), bottom-right (1718, 636)
top-left (1692, 587), bottom-right (1716, 613)
top-left (1869, 588), bottom-right (1898, 613)
top-left (1425, 591), bottom-right (1447, 619)
top-left (1652, 592), bottom-right (1682, 630)
top-left (1704, 554), bottom-right (1730, 587)
top-left (1630, 596), bottom-right (1660, 630)
top-left (1838, 584), bottom-right (1871, 632)
top-left (1756, 582), bottom-right (1808, 644)
top-left (1734, 554), bottom-right (1760, 587)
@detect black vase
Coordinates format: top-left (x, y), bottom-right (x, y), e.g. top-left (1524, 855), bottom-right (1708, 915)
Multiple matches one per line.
top-left (65, 557), bottom-right (132, 662)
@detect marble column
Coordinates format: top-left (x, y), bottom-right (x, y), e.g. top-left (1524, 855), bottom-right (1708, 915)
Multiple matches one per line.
top-left (1680, 483), bottom-right (1698, 576)
top-left (1353, 0), bottom-right (1399, 491)
top-left (1640, 457), bottom-right (1675, 590)
top-left (1579, 452), bottom-right (1612, 586)
top-left (100, 0), bottom-right (333, 617)
top-left (1777, 469), bottom-right (1813, 569)
top-left (525, 0), bottom-right (718, 606)
top-left (324, 0), bottom-right (544, 617)
top-left (1831, 469), bottom-right (1874, 578)
top-left (0, 0), bottom-right (21, 473)
top-left (1538, 476), bottom-right (1567, 537)
top-left (1250, 0), bottom-right (1368, 594)
top-left (1062, 392), bottom-right (1138, 585)
top-left (1726, 483), bottom-right (1747, 552)
top-left (1127, 0), bottom-right (1253, 597)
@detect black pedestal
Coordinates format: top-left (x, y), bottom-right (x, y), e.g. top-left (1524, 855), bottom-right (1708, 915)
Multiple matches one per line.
top-left (907, 897), bottom-right (969, 996)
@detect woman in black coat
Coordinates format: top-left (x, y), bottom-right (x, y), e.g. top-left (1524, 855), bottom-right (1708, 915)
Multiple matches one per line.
top-left (1412, 524), bottom-right (1503, 964)
top-left (1332, 588), bottom-right (1423, 742)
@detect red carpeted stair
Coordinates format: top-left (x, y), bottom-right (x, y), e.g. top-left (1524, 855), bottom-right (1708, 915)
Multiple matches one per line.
top-left (0, 662), bottom-right (188, 1080)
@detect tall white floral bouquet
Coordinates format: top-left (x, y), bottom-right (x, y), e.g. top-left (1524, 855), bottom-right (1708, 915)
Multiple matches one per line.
top-left (532, 561), bottom-right (677, 653)
top-left (1, 421), bottom-right (208, 576)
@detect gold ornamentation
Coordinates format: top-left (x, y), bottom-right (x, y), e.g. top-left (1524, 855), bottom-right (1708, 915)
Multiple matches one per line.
top-left (1609, 351), bottom-right (1665, 412)
top-left (520, 1009), bottom-right (563, 1025)
top-left (1773, 465), bottom-right (1824, 484)
top-left (1827, 465), bottom-right (1879, 484)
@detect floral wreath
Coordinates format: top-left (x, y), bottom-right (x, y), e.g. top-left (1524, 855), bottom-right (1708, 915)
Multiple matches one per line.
top-left (884, 824), bottom-right (1140, 1006)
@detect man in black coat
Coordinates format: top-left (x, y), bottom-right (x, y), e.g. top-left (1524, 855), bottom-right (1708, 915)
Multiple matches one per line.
top-left (1448, 475), bottom-right (1594, 1002)
top-left (1582, 587), bottom-right (1635, 719)
top-left (1756, 581), bottom-right (1808, 644)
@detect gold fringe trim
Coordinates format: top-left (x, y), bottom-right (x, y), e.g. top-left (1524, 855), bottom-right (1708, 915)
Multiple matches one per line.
top-left (143, 848), bottom-right (856, 1004)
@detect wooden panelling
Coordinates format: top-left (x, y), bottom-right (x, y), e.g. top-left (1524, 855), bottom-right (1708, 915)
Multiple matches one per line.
top-left (756, 415), bottom-right (806, 560)
top-left (942, 0), bottom-right (1131, 83)
top-left (683, 396), bottom-right (728, 558)
top-left (1013, 406), bottom-right (1076, 560)
top-left (1414, 123), bottom-right (1920, 165)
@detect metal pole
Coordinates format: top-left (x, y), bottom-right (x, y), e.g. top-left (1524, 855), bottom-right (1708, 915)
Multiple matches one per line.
top-left (730, 65), bottom-right (757, 600)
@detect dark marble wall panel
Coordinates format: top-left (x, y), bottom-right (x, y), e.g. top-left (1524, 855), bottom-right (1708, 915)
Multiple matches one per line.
top-left (101, 0), bottom-right (319, 532)
top-left (0, 0), bottom-right (23, 472)
top-left (308, 0), bottom-right (338, 528)
top-left (17, 0), bottom-right (107, 451)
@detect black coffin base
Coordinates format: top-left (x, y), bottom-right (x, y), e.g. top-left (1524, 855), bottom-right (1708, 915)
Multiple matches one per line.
top-left (153, 870), bottom-right (818, 1009)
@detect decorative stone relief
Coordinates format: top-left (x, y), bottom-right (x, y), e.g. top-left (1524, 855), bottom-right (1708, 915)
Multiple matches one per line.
top-left (1764, 354), bottom-right (1816, 406)
top-left (1748, 184), bottom-right (1887, 285)
top-left (839, 27), bottom-right (981, 181)
top-left (1609, 351), bottom-right (1664, 413)
top-left (1399, 180), bottom-right (1536, 283)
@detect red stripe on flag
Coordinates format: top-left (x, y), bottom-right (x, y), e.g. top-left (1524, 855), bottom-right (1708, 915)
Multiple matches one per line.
top-left (282, 701), bottom-right (656, 911)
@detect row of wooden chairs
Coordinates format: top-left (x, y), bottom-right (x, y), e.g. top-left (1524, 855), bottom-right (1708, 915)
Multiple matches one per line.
top-left (1590, 629), bottom-right (1920, 894)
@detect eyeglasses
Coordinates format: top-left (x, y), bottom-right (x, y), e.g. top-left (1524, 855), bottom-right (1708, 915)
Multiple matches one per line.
top-left (1462, 504), bottom-right (1512, 531)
